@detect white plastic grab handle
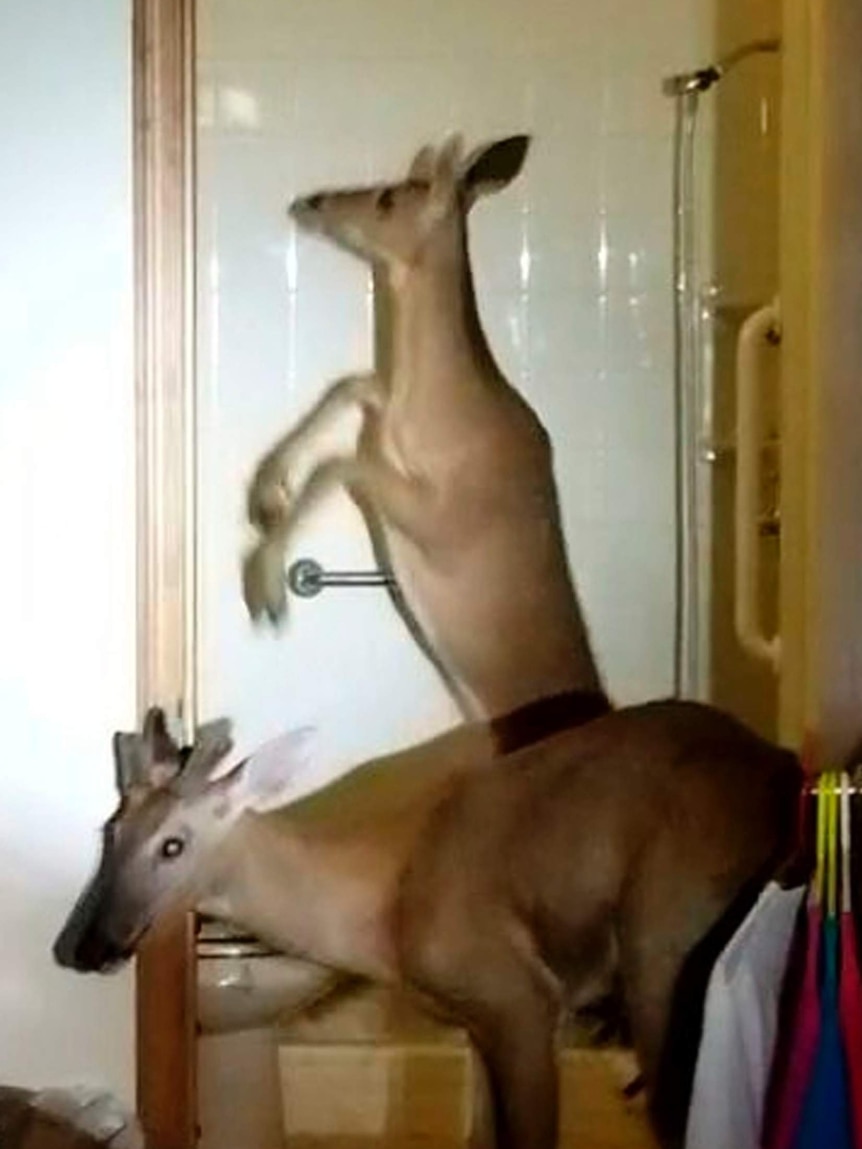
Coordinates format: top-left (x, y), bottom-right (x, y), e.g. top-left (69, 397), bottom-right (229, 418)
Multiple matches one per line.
top-left (735, 298), bottom-right (781, 671)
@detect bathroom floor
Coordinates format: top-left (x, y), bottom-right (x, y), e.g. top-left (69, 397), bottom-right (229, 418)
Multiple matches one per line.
top-left (277, 987), bottom-right (657, 1149)
top-left (280, 1049), bottom-right (657, 1149)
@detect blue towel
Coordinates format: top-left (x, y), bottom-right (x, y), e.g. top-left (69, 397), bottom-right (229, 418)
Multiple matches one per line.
top-left (794, 916), bottom-right (853, 1149)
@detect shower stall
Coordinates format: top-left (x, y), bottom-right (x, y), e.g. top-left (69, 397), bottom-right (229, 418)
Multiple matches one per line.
top-left (194, 8), bottom-right (786, 746)
top-left (663, 35), bottom-right (783, 738)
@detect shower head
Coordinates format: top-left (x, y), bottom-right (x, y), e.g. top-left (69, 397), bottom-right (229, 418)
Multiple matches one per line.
top-left (662, 67), bottom-right (721, 97)
top-left (662, 37), bottom-right (780, 98)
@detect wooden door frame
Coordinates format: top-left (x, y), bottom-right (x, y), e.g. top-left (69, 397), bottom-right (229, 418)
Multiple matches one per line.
top-left (133, 0), bottom-right (198, 1146)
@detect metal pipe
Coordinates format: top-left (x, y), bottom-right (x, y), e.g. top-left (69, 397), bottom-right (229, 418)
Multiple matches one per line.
top-left (669, 89), bottom-right (702, 698)
top-left (715, 38), bottom-right (781, 75)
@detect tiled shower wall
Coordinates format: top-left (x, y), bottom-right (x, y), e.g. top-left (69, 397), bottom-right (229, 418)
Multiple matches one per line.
top-left (196, 0), bottom-right (712, 778)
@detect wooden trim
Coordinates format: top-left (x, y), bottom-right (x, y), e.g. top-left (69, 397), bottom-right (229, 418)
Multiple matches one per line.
top-left (137, 912), bottom-right (198, 1149)
top-left (804, 0), bottom-right (862, 764)
top-left (778, 0), bottom-right (816, 747)
top-left (779, 0), bottom-right (862, 763)
top-left (133, 0), bottom-right (198, 1146)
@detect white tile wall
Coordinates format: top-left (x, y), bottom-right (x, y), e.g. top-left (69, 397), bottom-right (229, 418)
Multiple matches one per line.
top-left (195, 0), bottom-right (712, 779)
top-left (0, 0), bottom-right (135, 1095)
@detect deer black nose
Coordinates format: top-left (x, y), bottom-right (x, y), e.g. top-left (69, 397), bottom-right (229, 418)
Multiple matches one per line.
top-left (53, 917), bottom-right (103, 972)
top-left (53, 915), bottom-right (133, 973)
top-left (289, 193), bottom-right (326, 230)
top-left (290, 193), bottom-right (324, 218)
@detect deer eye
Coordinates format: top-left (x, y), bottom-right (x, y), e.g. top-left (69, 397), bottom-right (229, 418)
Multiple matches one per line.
top-left (160, 836), bottom-right (185, 861)
top-left (377, 187), bottom-right (395, 213)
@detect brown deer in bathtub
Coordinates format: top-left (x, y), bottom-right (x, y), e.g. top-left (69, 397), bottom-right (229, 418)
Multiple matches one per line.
top-left (242, 134), bottom-right (608, 725)
top-left (54, 704), bottom-right (801, 1149)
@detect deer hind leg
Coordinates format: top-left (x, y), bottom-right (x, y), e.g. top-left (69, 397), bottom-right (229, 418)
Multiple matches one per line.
top-left (246, 372), bottom-right (384, 531)
top-left (617, 857), bottom-right (746, 1149)
top-left (243, 453), bottom-right (437, 623)
top-left (617, 935), bottom-right (700, 1149)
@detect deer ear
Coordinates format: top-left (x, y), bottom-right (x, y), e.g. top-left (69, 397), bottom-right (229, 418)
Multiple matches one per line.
top-left (427, 133), bottom-right (464, 214)
top-left (140, 706), bottom-right (183, 787)
top-left (408, 143), bottom-right (437, 182)
top-left (461, 135), bottom-right (530, 206)
top-left (142, 707), bottom-right (180, 762)
top-left (113, 732), bottom-right (147, 797)
top-left (240, 726), bottom-right (318, 813)
top-left (435, 134), bottom-right (464, 182)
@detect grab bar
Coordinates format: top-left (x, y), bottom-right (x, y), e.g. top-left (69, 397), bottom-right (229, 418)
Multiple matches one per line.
top-left (287, 557), bottom-right (396, 599)
top-left (734, 298), bottom-right (781, 671)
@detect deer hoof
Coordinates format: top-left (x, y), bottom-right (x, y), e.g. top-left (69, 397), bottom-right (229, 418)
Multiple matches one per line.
top-left (242, 541), bottom-right (288, 625)
top-left (247, 464), bottom-right (292, 531)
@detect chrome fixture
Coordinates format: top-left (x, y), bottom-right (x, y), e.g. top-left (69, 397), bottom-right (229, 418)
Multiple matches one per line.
top-left (287, 557), bottom-right (396, 599)
top-left (662, 39), bottom-right (780, 96)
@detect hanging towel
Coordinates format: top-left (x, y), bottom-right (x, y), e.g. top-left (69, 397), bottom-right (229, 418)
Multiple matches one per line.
top-left (792, 776), bottom-right (852, 1149)
top-left (763, 775), bottom-right (827, 1149)
top-left (651, 864), bottom-right (778, 1147)
top-left (839, 774), bottom-right (862, 1149)
top-left (683, 878), bottom-right (805, 1149)
top-left (792, 916), bottom-right (852, 1147)
top-left (761, 894), bottom-right (812, 1146)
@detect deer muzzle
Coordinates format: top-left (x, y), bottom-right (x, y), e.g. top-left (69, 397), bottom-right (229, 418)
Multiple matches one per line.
top-left (288, 193), bottom-right (325, 229)
top-left (52, 859), bottom-right (139, 973)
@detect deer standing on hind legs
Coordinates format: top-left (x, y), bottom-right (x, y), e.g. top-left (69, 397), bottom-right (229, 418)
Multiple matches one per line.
top-left (243, 134), bottom-right (608, 728)
top-left (54, 703), bottom-right (802, 1149)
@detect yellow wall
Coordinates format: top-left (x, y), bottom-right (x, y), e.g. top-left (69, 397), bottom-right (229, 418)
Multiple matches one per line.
top-left (778, 0), bottom-right (815, 748)
top-left (780, 0), bottom-right (862, 763)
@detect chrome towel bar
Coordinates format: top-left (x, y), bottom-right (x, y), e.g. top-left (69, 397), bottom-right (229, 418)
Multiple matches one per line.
top-left (286, 557), bottom-right (396, 599)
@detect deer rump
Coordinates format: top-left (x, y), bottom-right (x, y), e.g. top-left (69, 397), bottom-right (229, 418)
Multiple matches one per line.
top-left (392, 701), bottom-right (801, 1149)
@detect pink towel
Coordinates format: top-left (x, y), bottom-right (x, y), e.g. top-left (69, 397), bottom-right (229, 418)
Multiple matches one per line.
top-left (840, 775), bottom-right (862, 1149)
top-left (762, 899), bottom-right (822, 1149)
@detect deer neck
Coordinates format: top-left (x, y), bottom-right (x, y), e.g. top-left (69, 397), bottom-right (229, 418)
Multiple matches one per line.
top-left (195, 740), bottom-right (481, 973)
top-left (386, 222), bottom-right (498, 401)
top-left (198, 809), bottom-right (391, 973)
top-left (199, 814), bottom-right (311, 948)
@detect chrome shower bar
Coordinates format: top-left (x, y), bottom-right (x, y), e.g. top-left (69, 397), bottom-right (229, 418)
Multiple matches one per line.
top-left (287, 557), bottom-right (396, 599)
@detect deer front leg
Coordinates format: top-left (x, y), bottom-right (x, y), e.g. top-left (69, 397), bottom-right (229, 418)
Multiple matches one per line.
top-left (247, 372), bottom-right (385, 531)
top-left (242, 453), bottom-right (435, 623)
top-left (404, 927), bottom-right (561, 1149)
top-left (468, 1055), bottom-right (497, 1149)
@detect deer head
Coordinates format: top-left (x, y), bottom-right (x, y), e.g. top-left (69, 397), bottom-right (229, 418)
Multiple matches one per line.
top-left (52, 710), bottom-right (313, 973)
top-left (289, 133), bottom-right (530, 268)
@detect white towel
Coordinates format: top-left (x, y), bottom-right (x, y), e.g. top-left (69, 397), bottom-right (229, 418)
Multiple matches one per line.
top-left (684, 880), bottom-right (806, 1149)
